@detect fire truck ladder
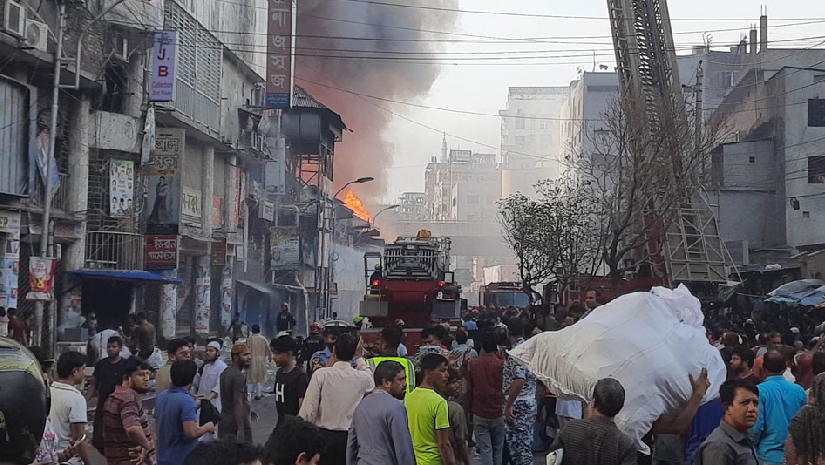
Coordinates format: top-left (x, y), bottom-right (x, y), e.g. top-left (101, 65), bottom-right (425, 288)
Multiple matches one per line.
top-left (607, 0), bottom-right (728, 285)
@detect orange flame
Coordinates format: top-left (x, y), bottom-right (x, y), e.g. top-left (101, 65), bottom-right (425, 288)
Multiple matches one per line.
top-left (344, 188), bottom-right (372, 222)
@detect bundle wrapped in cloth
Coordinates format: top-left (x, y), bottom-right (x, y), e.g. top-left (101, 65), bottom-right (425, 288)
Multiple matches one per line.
top-left (508, 284), bottom-right (725, 454)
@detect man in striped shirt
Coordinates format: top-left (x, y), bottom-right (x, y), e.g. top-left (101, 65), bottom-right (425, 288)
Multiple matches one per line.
top-left (103, 358), bottom-right (155, 465)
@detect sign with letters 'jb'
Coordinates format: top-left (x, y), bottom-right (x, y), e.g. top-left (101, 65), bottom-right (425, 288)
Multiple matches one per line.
top-left (150, 30), bottom-right (177, 102)
top-left (266, 0), bottom-right (296, 108)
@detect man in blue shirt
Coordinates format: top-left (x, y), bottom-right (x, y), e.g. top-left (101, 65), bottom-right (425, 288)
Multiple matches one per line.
top-left (155, 360), bottom-right (215, 465)
top-left (749, 351), bottom-right (808, 465)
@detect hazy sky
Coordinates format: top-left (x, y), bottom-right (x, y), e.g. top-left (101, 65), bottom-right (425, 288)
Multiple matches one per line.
top-left (349, 0), bottom-right (825, 202)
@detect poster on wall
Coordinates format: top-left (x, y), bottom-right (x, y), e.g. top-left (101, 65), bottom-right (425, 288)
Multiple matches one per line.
top-left (160, 271), bottom-right (177, 339)
top-left (181, 186), bottom-right (202, 226)
top-left (194, 256), bottom-right (210, 334)
top-left (109, 160), bottom-right (135, 217)
top-left (26, 257), bottom-right (56, 301)
top-left (145, 128), bottom-right (184, 234)
top-left (221, 271), bottom-right (233, 328)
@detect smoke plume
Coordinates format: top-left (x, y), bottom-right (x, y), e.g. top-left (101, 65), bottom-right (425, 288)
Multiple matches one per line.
top-left (296, 0), bottom-right (458, 204)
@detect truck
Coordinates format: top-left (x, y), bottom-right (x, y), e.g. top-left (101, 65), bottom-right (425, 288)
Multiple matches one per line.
top-left (358, 230), bottom-right (461, 354)
top-left (479, 265), bottom-right (530, 308)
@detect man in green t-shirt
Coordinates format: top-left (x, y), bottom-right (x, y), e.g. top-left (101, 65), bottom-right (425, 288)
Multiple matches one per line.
top-left (405, 353), bottom-right (456, 465)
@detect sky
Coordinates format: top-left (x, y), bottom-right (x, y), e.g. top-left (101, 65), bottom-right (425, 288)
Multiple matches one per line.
top-left (344, 0), bottom-right (825, 202)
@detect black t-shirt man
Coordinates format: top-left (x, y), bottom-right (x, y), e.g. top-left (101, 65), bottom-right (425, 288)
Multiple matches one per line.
top-left (276, 310), bottom-right (296, 333)
top-left (93, 356), bottom-right (126, 408)
top-left (273, 366), bottom-right (309, 426)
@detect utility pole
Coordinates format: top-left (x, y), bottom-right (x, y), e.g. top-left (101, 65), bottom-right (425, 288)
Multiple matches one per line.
top-left (694, 61), bottom-right (704, 181)
top-left (34, 0), bottom-right (65, 353)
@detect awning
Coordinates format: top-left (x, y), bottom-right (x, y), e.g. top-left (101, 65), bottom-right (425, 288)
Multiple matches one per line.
top-left (71, 269), bottom-right (182, 284)
top-left (237, 279), bottom-right (276, 295)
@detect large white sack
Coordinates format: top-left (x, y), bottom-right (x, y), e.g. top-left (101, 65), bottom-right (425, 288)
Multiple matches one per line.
top-left (508, 284), bottom-right (725, 454)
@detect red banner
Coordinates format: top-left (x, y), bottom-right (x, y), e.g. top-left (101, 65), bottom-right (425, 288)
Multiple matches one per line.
top-left (145, 235), bottom-right (178, 271)
top-left (26, 257), bottom-right (56, 301)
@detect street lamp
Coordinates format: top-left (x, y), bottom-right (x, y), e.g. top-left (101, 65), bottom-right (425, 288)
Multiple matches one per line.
top-left (373, 204), bottom-right (400, 222)
top-left (333, 176), bottom-right (374, 199)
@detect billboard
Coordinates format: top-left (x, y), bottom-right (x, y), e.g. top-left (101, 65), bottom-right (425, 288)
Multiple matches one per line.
top-left (265, 0), bottom-right (296, 108)
top-left (109, 160), bottom-right (135, 217)
top-left (145, 129), bottom-right (184, 234)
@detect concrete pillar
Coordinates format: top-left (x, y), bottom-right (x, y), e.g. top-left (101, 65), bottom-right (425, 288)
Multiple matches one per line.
top-left (59, 96), bottom-right (90, 325)
top-left (225, 155), bottom-right (239, 233)
top-left (202, 146), bottom-right (214, 235)
top-left (124, 52), bottom-right (146, 119)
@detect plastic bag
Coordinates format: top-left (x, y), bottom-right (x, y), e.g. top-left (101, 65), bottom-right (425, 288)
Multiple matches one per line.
top-left (508, 285), bottom-right (725, 454)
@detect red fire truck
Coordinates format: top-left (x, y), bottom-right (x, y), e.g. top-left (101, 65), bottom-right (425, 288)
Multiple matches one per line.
top-left (359, 230), bottom-right (461, 354)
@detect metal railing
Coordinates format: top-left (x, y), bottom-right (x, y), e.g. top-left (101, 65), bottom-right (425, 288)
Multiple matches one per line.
top-left (85, 231), bottom-right (144, 270)
top-left (36, 173), bottom-right (70, 213)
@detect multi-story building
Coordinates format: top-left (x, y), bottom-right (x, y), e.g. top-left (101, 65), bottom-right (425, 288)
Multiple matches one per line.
top-left (0, 0), bottom-right (345, 352)
top-left (424, 146), bottom-right (501, 222)
top-left (499, 86), bottom-right (568, 196)
top-left (397, 192), bottom-right (426, 221)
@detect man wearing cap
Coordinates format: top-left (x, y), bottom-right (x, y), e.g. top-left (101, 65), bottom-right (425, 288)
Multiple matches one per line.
top-left (299, 322), bottom-right (325, 372)
top-left (194, 339), bottom-right (227, 440)
top-left (276, 302), bottom-right (296, 334)
top-left (219, 343), bottom-right (257, 441)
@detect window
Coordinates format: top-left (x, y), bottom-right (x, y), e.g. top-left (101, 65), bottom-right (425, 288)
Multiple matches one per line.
top-left (749, 156), bottom-right (755, 163)
top-left (804, 211), bottom-right (811, 218)
top-left (515, 117), bottom-right (525, 130)
top-left (467, 195), bottom-right (479, 204)
top-left (808, 99), bottom-right (825, 127)
top-left (721, 71), bottom-right (735, 88)
top-left (809, 156), bottom-right (825, 183)
top-left (540, 120), bottom-right (550, 130)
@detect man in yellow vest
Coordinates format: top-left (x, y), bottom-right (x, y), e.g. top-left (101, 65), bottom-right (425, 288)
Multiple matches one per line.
top-left (366, 326), bottom-right (416, 394)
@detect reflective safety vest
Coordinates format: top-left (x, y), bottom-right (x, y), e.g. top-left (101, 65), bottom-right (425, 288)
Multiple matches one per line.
top-left (366, 356), bottom-right (416, 394)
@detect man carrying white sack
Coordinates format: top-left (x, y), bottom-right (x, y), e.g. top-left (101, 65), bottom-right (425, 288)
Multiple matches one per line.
top-left (506, 285), bottom-right (727, 456)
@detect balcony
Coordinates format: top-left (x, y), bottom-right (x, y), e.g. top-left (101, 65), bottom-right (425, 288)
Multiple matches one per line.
top-left (85, 231), bottom-right (144, 270)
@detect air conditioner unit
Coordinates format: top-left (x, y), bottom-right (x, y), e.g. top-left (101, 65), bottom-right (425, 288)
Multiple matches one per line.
top-left (25, 19), bottom-right (48, 52)
top-left (1, 0), bottom-right (26, 39)
top-left (251, 86), bottom-right (265, 108)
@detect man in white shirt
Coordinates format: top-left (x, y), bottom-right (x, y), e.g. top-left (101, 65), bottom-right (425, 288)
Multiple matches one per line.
top-left (299, 332), bottom-right (373, 465)
top-left (194, 340), bottom-right (227, 441)
top-left (50, 351), bottom-right (91, 465)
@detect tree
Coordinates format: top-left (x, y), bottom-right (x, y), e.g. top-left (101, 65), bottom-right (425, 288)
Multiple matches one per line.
top-left (497, 178), bottom-right (601, 304)
top-left (568, 96), bottom-right (717, 289)
top-left (497, 193), bottom-right (555, 303)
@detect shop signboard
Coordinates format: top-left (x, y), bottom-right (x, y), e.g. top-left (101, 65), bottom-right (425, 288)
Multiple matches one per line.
top-left (149, 30), bottom-right (177, 102)
top-left (145, 235), bottom-right (178, 271)
top-left (265, 0), bottom-right (296, 108)
top-left (109, 160), bottom-right (135, 217)
top-left (145, 128), bottom-right (184, 234)
top-left (271, 228), bottom-right (300, 270)
top-left (181, 186), bottom-right (202, 225)
top-left (0, 211), bottom-right (20, 234)
top-left (211, 238), bottom-right (227, 266)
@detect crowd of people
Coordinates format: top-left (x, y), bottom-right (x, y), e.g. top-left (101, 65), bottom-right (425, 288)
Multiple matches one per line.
top-left (6, 287), bottom-right (825, 465)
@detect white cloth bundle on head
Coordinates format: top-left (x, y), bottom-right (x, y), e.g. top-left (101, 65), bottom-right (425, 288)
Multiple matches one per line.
top-left (508, 285), bottom-right (726, 455)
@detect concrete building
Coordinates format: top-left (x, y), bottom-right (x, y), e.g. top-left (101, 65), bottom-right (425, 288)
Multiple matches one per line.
top-left (397, 192), bottom-right (426, 221)
top-left (424, 147), bottom-right (501, 222)
top-left (0, 0), bottom-right (349, 352)
top-left (499, 87), bottom-right (568, 196)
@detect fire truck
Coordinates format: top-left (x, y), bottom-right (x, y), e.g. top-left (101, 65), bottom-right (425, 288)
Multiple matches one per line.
top-left (359, 230), bottom-right (461, 354)
top-left (479, 282), bottom-right (530, 308)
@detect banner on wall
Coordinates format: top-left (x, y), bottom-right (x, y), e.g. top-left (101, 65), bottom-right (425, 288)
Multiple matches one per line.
top-left (110, 160), bottom-right (135, 217)
top-left (145, 129), bottom-right (184, 234)
top-left (145, 235), bottom-right (178, 271)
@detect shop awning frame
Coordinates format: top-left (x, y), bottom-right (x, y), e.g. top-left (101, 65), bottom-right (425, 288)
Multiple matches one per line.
top-left (237, 279), bottom-right (276, 295)
top-left (71, 269), bottom-right (182, 284)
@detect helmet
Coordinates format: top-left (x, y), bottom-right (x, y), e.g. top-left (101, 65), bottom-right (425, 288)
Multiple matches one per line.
top-left (374, 263), bottom-right (382, 270)
top-left (0, 338), bottom-right (49, 464)
top-left (309, 322), bottom-right (321, 334)
top-left (394, 318), bottom-right (406, 327)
